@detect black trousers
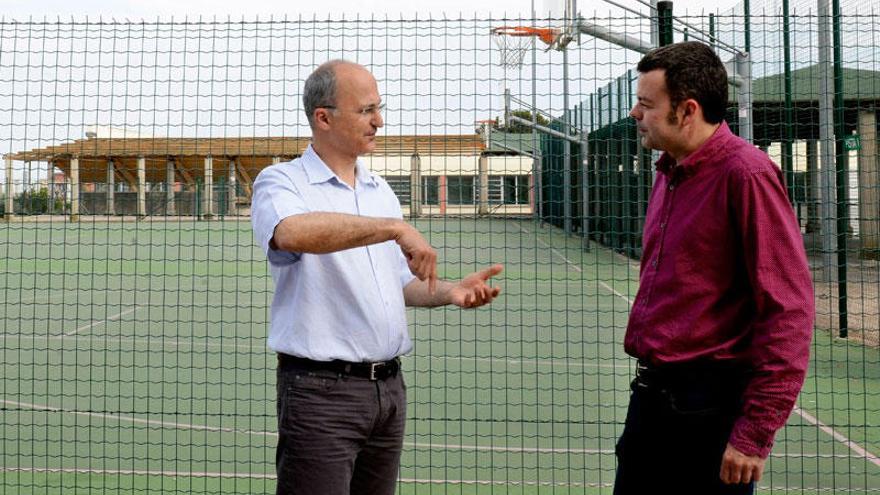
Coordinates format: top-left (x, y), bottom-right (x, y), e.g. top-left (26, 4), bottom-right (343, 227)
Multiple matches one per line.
top-left (275, 359), bottom-right (407, 495)
top-left (614, 362), bottom-right (755, 495)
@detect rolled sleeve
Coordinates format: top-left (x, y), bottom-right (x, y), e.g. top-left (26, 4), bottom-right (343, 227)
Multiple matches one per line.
top-left (251, 166), bottom-right (309, 266)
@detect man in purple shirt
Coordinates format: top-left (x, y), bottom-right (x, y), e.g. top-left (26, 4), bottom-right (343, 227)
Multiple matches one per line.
top-left (614, 41), bottom-right (814, 494)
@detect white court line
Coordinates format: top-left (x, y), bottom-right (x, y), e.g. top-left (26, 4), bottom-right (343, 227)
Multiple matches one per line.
top-left (3, 333), bottom-right (265, 352)
top-left (2, 467), bottom-right (868, 490)
top-left (62, 306), bottom-right (140, 337)
top-left (0, 399), bottom-right (275, 438)
top-left (407, 442), bottom-right (613, 454)
top-left (518, 224), bottom-right (634, 307)
top-left (792, 405), bottom-right (880, 469)
top-left (3, 399), bottom-right (866, 461)
top-left (414, 355), bottom-right (632, 370)
top-left (0, 333), bottom-right (631, 370)
top-left (0, 467), bottom-right (611, 486)
top-left (4, 333), bottom-right (265, 352)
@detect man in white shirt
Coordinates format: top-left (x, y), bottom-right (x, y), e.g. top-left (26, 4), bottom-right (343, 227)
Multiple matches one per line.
top-left (251, 59), bottom-right (502, 495)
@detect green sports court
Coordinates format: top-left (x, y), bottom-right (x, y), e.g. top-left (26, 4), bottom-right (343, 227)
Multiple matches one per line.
top-left (2, 219), bottom-right (877, 493)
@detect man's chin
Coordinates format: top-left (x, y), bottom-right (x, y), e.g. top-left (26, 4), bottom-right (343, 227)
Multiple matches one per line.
top-left (360, 141), bottom-right (377, 155)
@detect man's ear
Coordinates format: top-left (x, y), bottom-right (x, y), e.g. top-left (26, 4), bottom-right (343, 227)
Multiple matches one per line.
top-left (313, 108), bottom-right (333, 131)
top-left (679, 99), bottom-right (700, 126)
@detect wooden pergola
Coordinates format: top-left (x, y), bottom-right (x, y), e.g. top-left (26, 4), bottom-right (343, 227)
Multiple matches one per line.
top-left (5, 134), bottom-right (486, 218)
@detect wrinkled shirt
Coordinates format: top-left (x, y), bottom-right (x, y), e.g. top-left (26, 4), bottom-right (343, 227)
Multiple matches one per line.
top-left (251, 144), bottom-right (415, 362)
top-left (625, 121), bottom-right (815, 458)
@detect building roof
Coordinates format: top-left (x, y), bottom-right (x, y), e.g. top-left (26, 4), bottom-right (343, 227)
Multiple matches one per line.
top-left (752, 65), bottom-right (880, 103)
top-left (8, 134), bottom-right (487, 187)
top-left (10, 134), bottom-right (485, 162)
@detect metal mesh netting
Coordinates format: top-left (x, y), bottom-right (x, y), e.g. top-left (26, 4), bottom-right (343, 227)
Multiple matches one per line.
top-left (1, 6), bottom-right (878, 495)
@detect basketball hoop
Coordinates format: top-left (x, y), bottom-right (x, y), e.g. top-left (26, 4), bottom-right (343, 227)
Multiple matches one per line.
top-left (492, 26), bottom-right (561, 69)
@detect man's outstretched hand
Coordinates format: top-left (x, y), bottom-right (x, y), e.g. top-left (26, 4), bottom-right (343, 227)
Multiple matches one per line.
top-left (447, 264), bottom-right (503, 308)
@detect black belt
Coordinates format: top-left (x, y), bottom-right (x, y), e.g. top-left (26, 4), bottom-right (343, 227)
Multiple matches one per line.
top-left (635, 359), bottom-right (750, 390)
top-left (277, 353), bottom-right (400, 381)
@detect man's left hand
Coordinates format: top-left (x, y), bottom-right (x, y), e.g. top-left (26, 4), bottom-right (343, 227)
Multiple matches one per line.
top-left (720, 443), bottom-right (766, 485)
top-left (448, 264), bottom-right (503, 308)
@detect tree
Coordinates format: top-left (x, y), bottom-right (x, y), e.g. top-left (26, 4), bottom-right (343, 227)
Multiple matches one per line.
top-left (13, 187), bottom-right (65, 214)
top-left (496, 110), bottom-right (550, 134)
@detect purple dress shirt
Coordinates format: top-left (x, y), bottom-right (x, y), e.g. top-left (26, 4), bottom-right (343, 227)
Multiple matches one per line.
top-left (625, 121), bottom-right (815, 458)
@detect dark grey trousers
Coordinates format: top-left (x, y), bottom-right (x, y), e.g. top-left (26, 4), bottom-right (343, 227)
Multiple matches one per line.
top-left (275, 364), bottom-right (407, 495)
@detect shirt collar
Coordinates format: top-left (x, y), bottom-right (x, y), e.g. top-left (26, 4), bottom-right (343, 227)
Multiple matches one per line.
top-left (655, 120), bottom-right (735, 182)
top-left (301, 143), bottom-right (379, 188)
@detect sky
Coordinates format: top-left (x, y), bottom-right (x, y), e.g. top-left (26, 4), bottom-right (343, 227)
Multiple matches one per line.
top-left (1, 0), bottom-right (742, 20)
top-left (0, 0), bottom-right (745, 187)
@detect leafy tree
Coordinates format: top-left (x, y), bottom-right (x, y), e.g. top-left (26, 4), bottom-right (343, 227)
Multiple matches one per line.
top-left (495, 110), bottom-right (550, 134)
top-left (12, 187), bottom-right (65, 214)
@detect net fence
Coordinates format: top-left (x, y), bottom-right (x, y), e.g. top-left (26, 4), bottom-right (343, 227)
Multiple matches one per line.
top-left (0, 5), bottom-right (878, 494)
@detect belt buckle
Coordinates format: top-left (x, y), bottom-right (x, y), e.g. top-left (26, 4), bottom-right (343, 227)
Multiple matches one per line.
top-left (369, 362), bottom-right (384, 381)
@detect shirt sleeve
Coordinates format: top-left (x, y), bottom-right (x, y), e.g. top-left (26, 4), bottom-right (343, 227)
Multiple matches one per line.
top-left (728, 166), bottom-right (815, 458)
top-left (251, 166), bottom-right (310, 266)
top-left (385, 180), bottom-right (417, 288)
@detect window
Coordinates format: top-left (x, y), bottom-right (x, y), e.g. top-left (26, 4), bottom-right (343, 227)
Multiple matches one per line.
top-left (504, 175), bottom-right (530, 205)
top-left (487, 176), bottom-right (504, 204)
top-left (383, 176), bottom-right (411, 205)
top-left (422, 176), bottom-right (439, 206)
top-left (488, 175), bottom-right (530, 205)
top-left (447, 176), bottom-right (475, 205)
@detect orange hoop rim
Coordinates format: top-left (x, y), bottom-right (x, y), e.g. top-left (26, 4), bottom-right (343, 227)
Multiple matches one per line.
top-left (491, 26), bottom-right (560, 46)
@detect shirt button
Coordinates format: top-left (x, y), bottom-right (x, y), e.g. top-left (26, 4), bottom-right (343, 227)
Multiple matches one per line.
top-left (668, 184), bottom-right (675, 191)
top-left (660, 222), bottom-right (666, 229)
top-left (651, 259), bottom-right (658, 268)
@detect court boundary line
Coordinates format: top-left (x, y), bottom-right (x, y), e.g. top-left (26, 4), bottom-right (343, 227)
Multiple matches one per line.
top-left (1, 467), bottom-right (874, 491)
top-left (62, 306), bottom-right (141, 337)
top-left (0, 467), bottom-right (614, 486)
top-left (3, 399), bottom-right (870, 461)
top-left (517, 224), bottom-right (634, 307)
top-left (792, 405), bottom-right (880, 469)
top-left (0, 334), bottom-right (634, 369)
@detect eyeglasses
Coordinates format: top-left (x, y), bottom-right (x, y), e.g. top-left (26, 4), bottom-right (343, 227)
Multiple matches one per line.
top-left (319, 103), bottom-right (385, 117)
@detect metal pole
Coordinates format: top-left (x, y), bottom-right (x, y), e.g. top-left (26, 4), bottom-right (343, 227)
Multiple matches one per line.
top-left (576, 20), bottom-right (653, 53)
top-left (563, 48), bottom-right (572, 235)
top-left (709, 13), bottom-right (716, 49)
top-left (106, 159), bottom-right (116, 215)
top-left (782, 0), bottom-right (795, 202)
top-left (48, 161), bottom-right (55, 215)
top-left (832, 0), bottom-right (848, 337)
top-left (70, 156), bottom-right (80, 222)
top-left (532, 0), bottom-right (542, 224)
top-left (657, 1), bottom-right (674, 46)
top-left (508, 116), bottom-right (581, 142)
top-left (817, 0), bottom-right (838, 283)
top-left (137, 156), bottom-right (146, 218)
top-left (735, 52), bottom-right (754, 143)
top-left (744, 0), bottom-right (751, 52)
top-left (4, 156), bottom-right (13, 220)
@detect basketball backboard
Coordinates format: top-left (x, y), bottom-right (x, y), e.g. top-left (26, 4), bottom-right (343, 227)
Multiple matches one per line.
top-left (541, 0), bottom-right (576, 50)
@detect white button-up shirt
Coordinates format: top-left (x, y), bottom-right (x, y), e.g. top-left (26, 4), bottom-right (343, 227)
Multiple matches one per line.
top-left (251, 144), bottom-right (415, 361)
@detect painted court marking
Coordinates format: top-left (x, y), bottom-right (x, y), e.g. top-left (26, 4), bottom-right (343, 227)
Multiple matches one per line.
top-left (3, 399), bottom-right (873, 464)
top-left (62, 306), bottom-right (140, 337)
top-left (517, 224), bottom-right (634, 307)
top-left (0, 468), bottom-right (861, 491)
top-left (2, 333), bottom-right (632, 370)
top-left (792, 405), bottom-right (880, 469)
top-left (414, 354), bottom-right (632, 370)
